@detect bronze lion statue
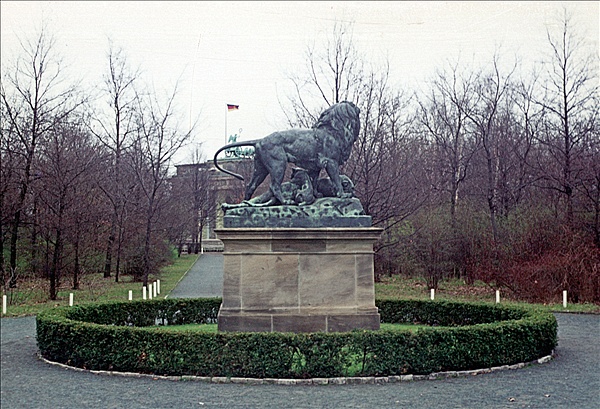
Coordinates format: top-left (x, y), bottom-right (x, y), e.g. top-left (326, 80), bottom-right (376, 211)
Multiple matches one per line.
top-left (221, 168), bottom-right (315, 209)
top-left (213, 101), bottom-right (360, 205)
top-left (221, 169), bottom-right (356, 210)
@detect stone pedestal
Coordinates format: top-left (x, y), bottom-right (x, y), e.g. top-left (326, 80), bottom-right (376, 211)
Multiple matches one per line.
top-left (215, 227), bottom-right (382, 333)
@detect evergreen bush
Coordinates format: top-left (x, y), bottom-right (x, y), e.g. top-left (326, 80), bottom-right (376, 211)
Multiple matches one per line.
top-left (36, 298), bottom-right (557, 378)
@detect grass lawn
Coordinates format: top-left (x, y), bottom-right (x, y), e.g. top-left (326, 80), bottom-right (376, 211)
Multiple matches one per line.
top-left (376, 275), bottom-right (600, 314)
top-left (2, 253), bottom-right (598, 317)
top-left (147, 323), bottom-right (431, 333)
top-left (1, 253), bottom-right (199, 317)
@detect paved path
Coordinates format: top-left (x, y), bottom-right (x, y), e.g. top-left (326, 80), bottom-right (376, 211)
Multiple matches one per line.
top-left (1, 254), bottom-right (599, 408)
top-left (167, 253), bottom-right (223, 298)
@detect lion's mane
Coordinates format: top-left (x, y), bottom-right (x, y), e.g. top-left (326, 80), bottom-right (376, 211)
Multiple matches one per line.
top-left (312, 101), bottom-right (361, 165)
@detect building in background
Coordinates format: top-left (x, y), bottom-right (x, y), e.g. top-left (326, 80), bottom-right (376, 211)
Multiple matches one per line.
top-left (173, 157), bottom-right (255, 252)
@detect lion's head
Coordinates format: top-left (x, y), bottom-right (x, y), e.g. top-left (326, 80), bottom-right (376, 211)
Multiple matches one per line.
top-left (313, 101), bottom-right (360, 164)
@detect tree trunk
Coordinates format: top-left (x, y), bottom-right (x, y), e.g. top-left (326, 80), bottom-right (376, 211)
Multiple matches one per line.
top-left (8, 210), bottom-right (21, 288)
top-left (594, 182), bottom-right (600, 248)
top-left (103, 214), bottom-right (117, 278)
top-left (450, 179), bottom-right (459, 228)
top-left (485, 145), bottom-right (499, 244)
top-left (193, 190), bottom-right (200, 254)
top-left (0, 219), bottom-right (4, 285)
top-left (142, 193), bottom-right (155, 287)
top-left (29, 198), bottom-right (39, 277)
top-left (72, 234), bottom-right (80, 290)
top-left (142, 217), bottom-right (152, 287)
top-left (198, 218), bottom-right (204, 254)
top-left (50, 228), bottom-right (62, 301)
top-left (114, 227), bottom-right (123, 283)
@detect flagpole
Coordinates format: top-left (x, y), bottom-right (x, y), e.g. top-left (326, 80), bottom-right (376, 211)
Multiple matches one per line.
top-left (225, 104), bottom-right (239, 145)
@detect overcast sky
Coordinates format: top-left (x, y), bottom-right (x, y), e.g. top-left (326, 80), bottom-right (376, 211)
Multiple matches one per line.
top-left (1, 1), bottom-right (598, 164)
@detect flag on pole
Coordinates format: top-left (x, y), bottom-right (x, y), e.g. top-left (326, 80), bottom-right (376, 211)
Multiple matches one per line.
top-left (227, 104), bottom-right (239, 111)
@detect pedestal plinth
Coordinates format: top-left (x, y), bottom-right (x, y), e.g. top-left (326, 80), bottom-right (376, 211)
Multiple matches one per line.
top-left (215, 227), bottom-right (382, 333)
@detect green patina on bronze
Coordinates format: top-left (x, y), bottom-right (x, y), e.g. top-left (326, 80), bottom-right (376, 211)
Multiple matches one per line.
top-left (213, 101), bottom-right (371, 228)
top-left (223, 197), bottom-right (372, 228)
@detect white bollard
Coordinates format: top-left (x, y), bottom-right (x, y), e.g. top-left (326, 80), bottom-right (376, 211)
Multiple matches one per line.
top-left (496, 290), bottom-right (500, 304)
top-left (143, 286), bottom-right (147, 300)
top-left (430, 288), bottom-right (435, 300)
top-left (128, 290), bottom-right (133, 301)
top-left (157, 279), bottom-right (161, 295)
top-left (153, 282), bottom-right (157, 297)
top-left (563, 290), bottom-right (567, 308)
top-left (69, 293), bottom-right (74, 306)
top-left (149, 283), bottom-right (153, 300)
top-left (2, 295), bottom-right (7, 315)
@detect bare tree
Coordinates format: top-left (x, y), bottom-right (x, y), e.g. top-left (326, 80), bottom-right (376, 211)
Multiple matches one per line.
top-left (499, 72), bottom-right (546, 214)
top-left (462, 54), bottom-right (516, 244)
top-left (344, 68), bottom-right (423, 229)
top-left (36, 119), bottom-right (99, 299)
top-left (0, 26), bottom-right (83, 287)
top-left (282, 22), bottom-right (365, 127)
top-left (130, 84), bottom-right (192, 286)
top-left (0, 102), bottom-right (21, 287)
top-left (418, 61), bottom-right (479, 226)
top-left (579, 117), bottom-right (600, 246)
top-left (536, 10), bottom-right (599, 229)
top-left (91, 43), bottom-right (140, 280)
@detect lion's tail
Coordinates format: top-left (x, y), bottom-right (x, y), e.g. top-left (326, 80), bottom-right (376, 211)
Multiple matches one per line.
top-left (213, 140), bottom-right (258, 181)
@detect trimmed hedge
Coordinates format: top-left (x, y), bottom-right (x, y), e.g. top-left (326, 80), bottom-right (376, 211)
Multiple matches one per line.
top-left (36, 298), bottom-right (557, 379)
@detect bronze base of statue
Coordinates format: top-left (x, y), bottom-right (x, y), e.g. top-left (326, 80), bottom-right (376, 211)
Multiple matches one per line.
top-left (222, 197), bottom-right (372, 228)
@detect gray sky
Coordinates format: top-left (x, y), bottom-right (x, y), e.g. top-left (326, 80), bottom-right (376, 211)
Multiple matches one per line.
top-left (1, 1), bottom-right (598, 164)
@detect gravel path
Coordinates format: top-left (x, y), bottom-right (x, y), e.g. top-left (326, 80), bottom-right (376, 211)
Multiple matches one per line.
top-left (1, 254), bottom-right (599, 409)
